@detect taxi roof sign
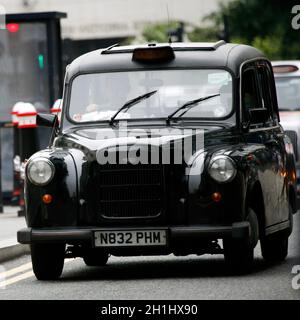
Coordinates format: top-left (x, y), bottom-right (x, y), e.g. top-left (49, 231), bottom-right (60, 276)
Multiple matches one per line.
top-left (132, 46), bottom-right (175, 63)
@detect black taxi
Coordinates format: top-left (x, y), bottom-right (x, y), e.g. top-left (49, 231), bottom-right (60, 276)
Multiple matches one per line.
top-left (17, 41), bottom-right (297, 280)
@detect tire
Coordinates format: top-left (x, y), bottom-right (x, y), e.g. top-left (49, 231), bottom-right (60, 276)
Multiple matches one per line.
top-left (223, 208), bottom-right (258, 273)
top-left (260, 206), bottom-right (291, 262)
top-left (83, 250), bottom-right (109, 267)
top-left (261, 234), bottom-right (288, 262)
top-left (31, 243), bottom-right (65, 280)
top-left (224, 238), bottom-right (254, 273)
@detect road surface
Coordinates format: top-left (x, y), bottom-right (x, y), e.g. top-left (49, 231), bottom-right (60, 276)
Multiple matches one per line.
top-left (0, 214), bottom-right (299, 300)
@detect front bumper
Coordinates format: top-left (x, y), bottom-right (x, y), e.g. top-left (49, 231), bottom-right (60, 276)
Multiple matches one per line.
top-left (17, 222), bottom-right (250, 245)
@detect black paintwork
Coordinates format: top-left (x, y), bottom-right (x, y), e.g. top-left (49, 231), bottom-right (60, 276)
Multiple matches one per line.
top-left (19, 42), bottom-right (297, 254)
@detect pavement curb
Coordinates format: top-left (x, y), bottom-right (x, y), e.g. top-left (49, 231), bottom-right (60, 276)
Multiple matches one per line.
top-left (0, 239), bottom-right (30, 263)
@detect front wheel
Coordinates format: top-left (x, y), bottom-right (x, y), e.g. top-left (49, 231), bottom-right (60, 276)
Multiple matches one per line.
top-left (261, 206), bottom-right (292, 262)
top-left (223, 208), bottom-right (258, 273)
top-left (223, 238), bottom-right (254, 273)
top-left (261, 233), bottom-right (288, 262)
top-left (31, 243), bottom-right (65, 280)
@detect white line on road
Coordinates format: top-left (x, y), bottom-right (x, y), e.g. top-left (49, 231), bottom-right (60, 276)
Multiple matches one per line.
top-left (0, 270), bottom-right (34, 288)
top-left (0, 262), bottom-right (32, 279)
top-left (0, 258), bottom-right (75, 288)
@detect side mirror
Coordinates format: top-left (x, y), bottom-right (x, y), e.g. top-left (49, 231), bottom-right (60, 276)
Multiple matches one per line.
top-left (36, 113), bottom-right (58, 128)
top-left (249, 108), bottom-right (270, 124)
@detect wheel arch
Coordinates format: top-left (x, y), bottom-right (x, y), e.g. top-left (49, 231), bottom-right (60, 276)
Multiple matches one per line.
top-left (25, 149), bottom-right (79, 227)
top-left (246, 180), bottom-right (266, 237)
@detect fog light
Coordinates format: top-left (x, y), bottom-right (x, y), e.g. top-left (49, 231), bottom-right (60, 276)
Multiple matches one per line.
top-left (211, 192), bottom-right (222, 202)
top-left (42, 194), bottom-right (52, 204)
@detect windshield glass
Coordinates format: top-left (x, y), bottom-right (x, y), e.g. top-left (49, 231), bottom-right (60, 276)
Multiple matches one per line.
top-left (68, 69), bottom-right (233, 123)
top-left (275, 76), bottom-right (300, 110)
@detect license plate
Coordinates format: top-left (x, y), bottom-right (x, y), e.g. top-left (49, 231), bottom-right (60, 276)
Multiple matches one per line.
top-left (94, 230), bottom-right (167, 247)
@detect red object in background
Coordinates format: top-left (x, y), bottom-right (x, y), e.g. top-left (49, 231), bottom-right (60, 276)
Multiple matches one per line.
top-left (19, 197), bottom-right (25, 206)
top-left (6, 23), bottom-right (20, 33)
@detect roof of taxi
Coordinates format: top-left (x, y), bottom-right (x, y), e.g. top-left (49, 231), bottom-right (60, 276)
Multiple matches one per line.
top-left (65, 41), bottom-right (266, 82)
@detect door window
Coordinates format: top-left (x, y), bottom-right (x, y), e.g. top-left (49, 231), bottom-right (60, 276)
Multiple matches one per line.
top-left (256, 63), bottom-right (276, 124)
top-left (241, 67), bottom-right (260, 123)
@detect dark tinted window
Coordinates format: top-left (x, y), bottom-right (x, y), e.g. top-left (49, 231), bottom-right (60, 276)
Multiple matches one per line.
top-left (257, 62), bottom-right (279, 125)
top-left (257, 64), bottom-right (274, 117)
top-left (242, 68), bottom-right (260, 111)
top-left (242, 67), bottom-right (260, 123)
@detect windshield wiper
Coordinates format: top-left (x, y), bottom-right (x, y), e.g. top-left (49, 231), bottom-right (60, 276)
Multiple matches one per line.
top-left (166, 93), bottom-right (220, 124)
top-left (109, 90), bottom-right (157, 125)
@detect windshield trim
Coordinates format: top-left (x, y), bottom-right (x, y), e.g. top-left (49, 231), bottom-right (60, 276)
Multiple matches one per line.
top-left (61, 118), bottom-right (234, 135)
top-left (64, 67), bottom-right (236, 127)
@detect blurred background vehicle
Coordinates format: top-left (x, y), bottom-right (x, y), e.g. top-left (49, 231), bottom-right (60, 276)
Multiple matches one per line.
top-left (272, 61), bottom-right (300, 206)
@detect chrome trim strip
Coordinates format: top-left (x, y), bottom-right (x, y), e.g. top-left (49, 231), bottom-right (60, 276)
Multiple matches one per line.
top-left (265, 220), bottom-right (290, 235)
top-left (249, 125), bottom-right (280, 133)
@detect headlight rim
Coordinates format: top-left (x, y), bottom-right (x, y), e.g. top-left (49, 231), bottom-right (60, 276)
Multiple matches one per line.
top-left (208, 155), bottom-right (237, 183)
top-left (26, 157), bottom-right (55, 186)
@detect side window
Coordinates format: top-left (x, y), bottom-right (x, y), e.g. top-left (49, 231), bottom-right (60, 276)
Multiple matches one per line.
top-left (257, 66), bottom-right (270, 108)
top-left (241, 67), bottom-right (260, 122)
top-left (265, 63), bottom-right (279, 122)
top-left (256, 63), bottom-right (274, 124)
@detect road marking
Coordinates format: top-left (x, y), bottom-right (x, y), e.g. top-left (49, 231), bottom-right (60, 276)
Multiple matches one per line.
top-left (0, 258), bottom-right (74, 288)
top-left (0, 262), bottom-right (32, 279)
top-left (0, 270), bottom-right (34, 288)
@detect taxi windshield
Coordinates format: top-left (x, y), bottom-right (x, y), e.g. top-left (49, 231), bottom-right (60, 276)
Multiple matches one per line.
top-left (68, 69), bottom-right (233, 123)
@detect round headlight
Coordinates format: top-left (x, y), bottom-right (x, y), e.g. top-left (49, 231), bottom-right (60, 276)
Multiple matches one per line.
top-left (27, 157), bottom-right (55, 186)
top-left (208, 155), bottom-right (236, 183)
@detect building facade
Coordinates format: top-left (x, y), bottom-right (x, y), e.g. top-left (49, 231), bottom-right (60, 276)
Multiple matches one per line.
top-left (1, 0), bottom-right (227, 40)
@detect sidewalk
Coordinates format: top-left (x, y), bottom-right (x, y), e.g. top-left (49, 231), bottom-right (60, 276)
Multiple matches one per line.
top-left (0, 206), bottom-right (30, 263)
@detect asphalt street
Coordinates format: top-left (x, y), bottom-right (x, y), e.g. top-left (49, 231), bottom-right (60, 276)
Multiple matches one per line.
top-left (0, 213), bottom-right (299, 300)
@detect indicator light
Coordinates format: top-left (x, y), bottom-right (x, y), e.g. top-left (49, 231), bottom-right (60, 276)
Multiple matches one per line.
top-left (42, 194), bottom-right (53, 204)
top-left (211, 192), bottom-right (222, 202)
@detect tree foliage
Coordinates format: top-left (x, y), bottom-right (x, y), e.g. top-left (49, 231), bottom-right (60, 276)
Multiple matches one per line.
top-left (207, 0), bottom-right (300, 59)
top-left (142, 21), bottom-right (181, 43)
top-left (187, 26), bottom-right (218, 42)
top-left (138, 1), bottom-right (300, 60)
